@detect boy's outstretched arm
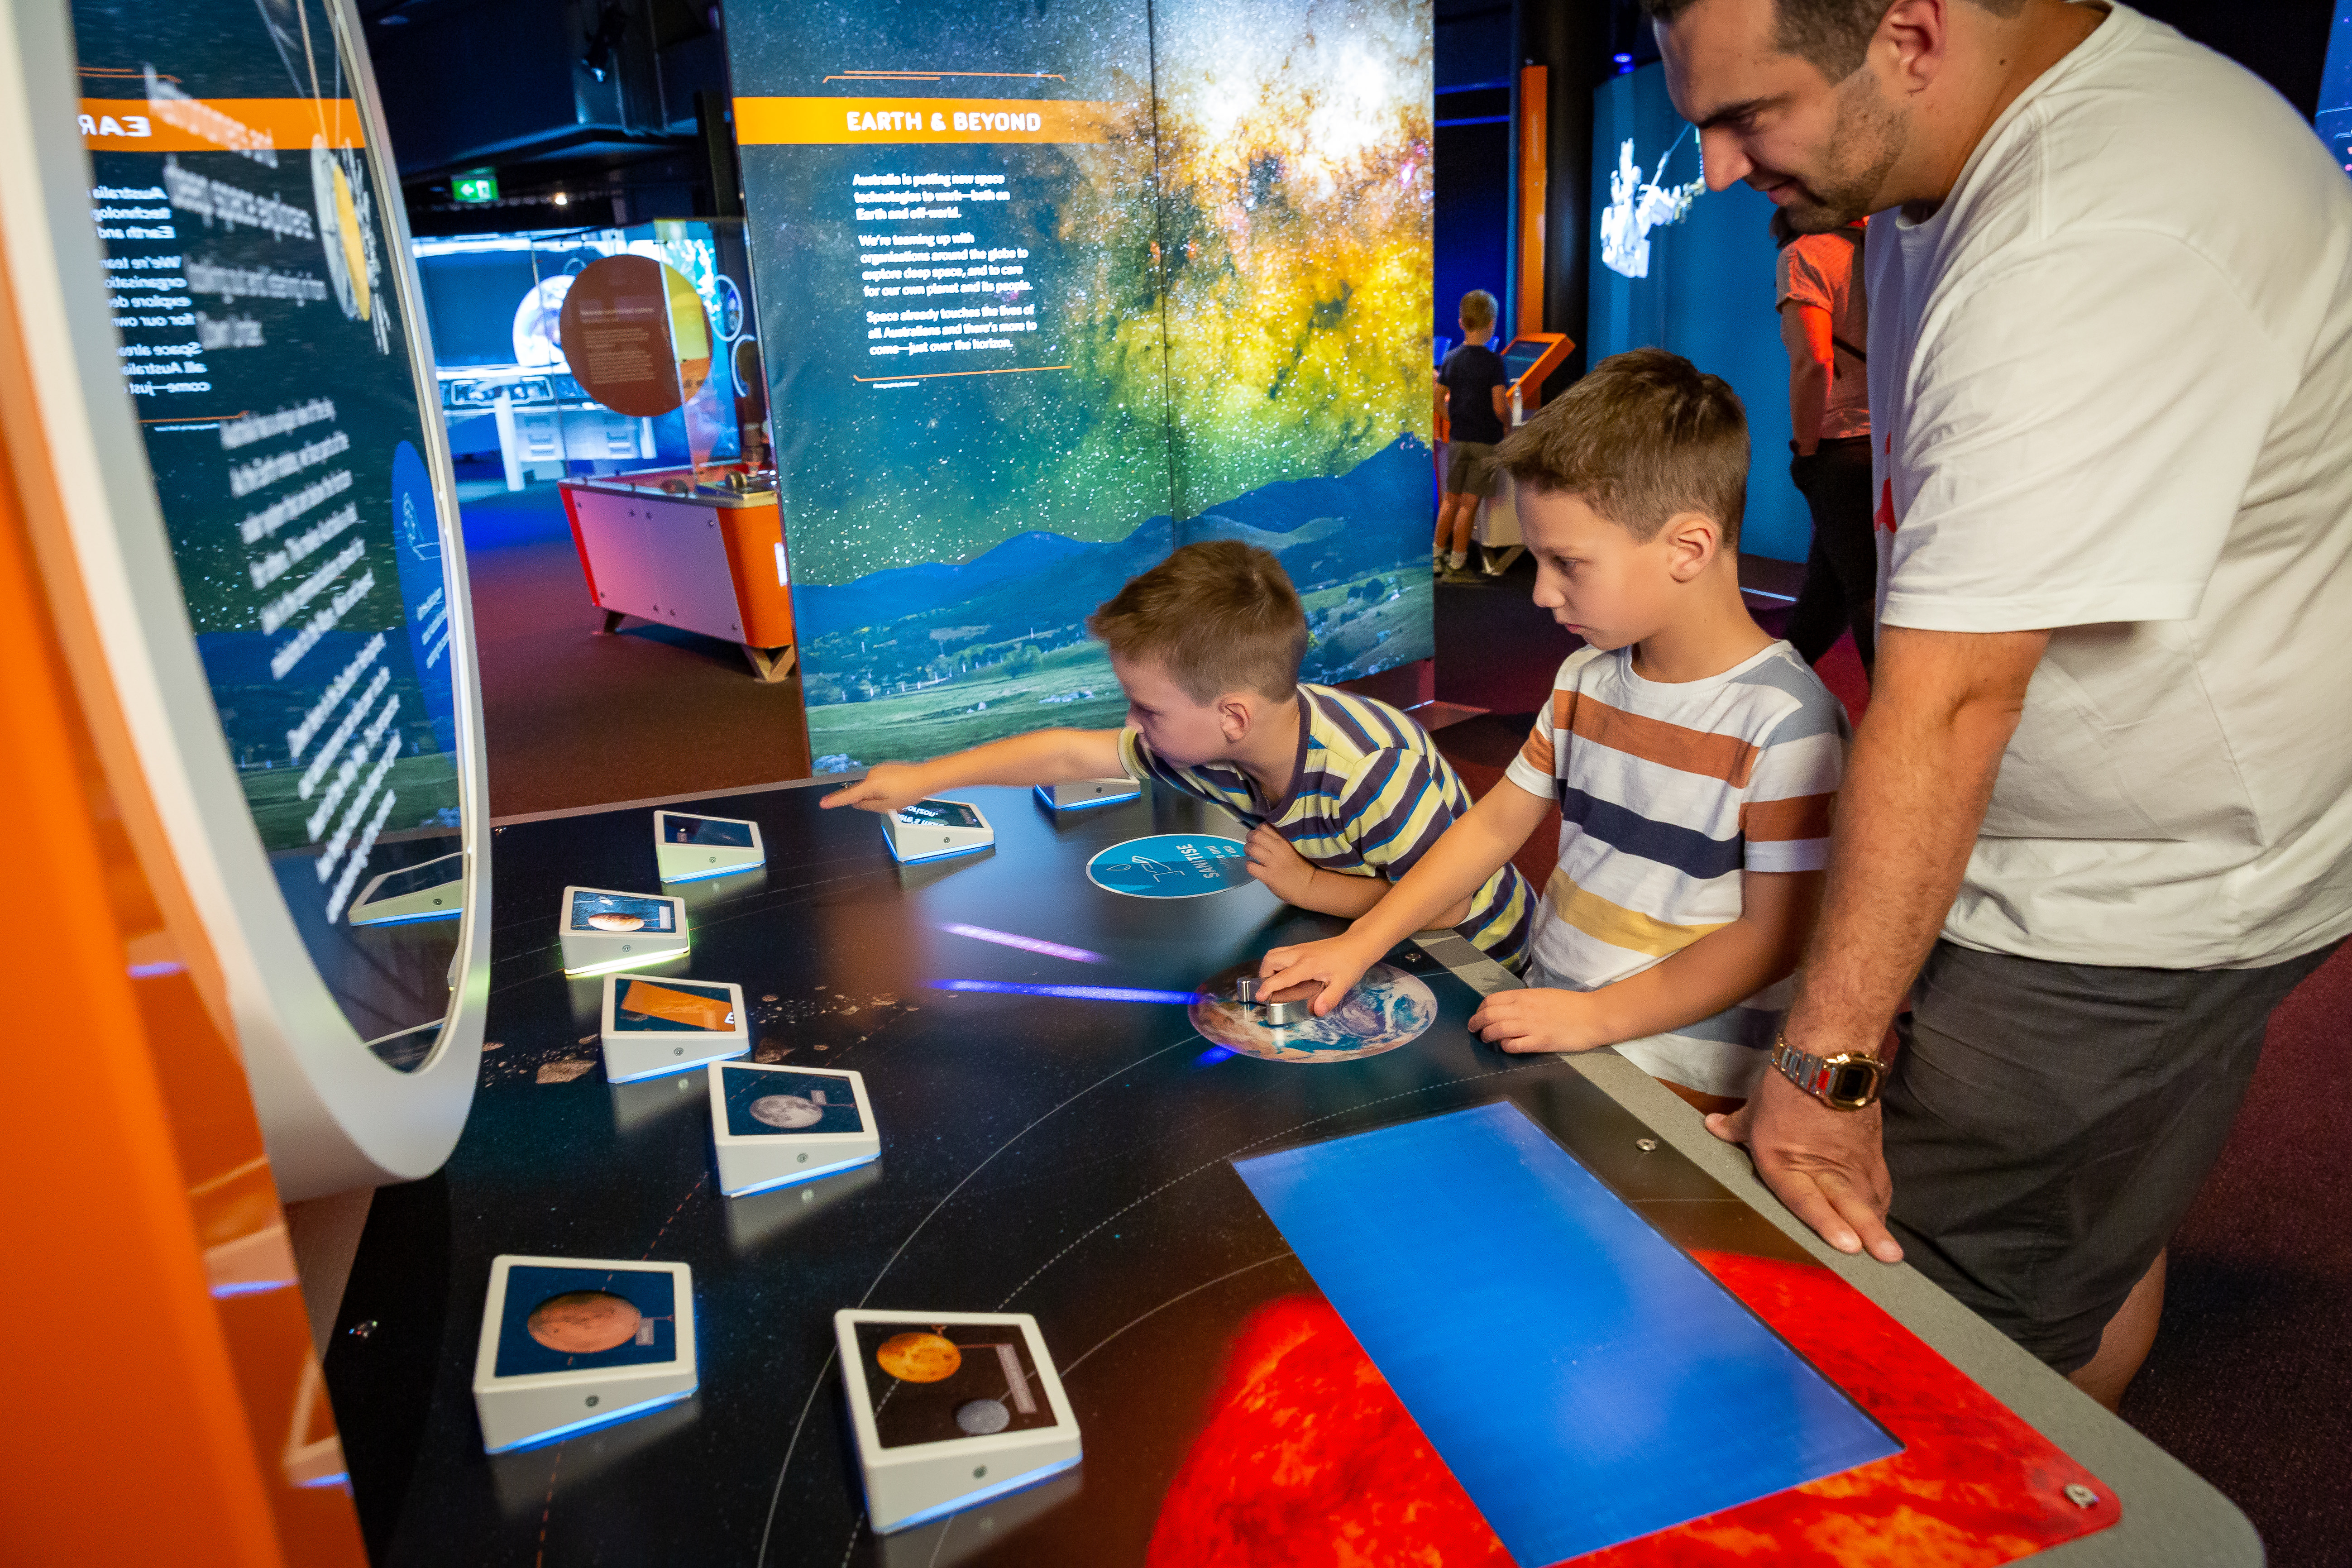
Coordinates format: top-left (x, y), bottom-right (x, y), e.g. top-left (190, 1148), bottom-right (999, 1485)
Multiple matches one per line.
top-left (819, 728), bottom-right (1127, 814)
top-left (1466, 869), bottom-right (1823, 1052)
top-left (1242, 826), bottom-right (1474, 924)
top-left (1257, 776), bottom-right (1552, 1013)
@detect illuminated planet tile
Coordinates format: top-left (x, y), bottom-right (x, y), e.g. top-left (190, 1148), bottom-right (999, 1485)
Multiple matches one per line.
top-left (876, 1331), bottom-right (961, 1383)
top-left (527, 1290), bottom-right (642, 1354)
top-left (588, 912), bottom-right (645, 932)
top-left (956, 1397), bottom-right (1011, 1435)
top-left (749, 1093), bottom-right (822, 1129)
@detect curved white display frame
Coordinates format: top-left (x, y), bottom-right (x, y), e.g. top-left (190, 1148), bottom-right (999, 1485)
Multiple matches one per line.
top-left (0, 0), bottom-right (488, 1198)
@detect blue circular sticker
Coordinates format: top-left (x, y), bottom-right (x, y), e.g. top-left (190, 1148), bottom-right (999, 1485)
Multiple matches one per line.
top-left (1085, 834), bottom-right (1253, 899)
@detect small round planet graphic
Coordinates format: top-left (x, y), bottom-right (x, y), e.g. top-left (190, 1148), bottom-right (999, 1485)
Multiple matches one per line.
top-left (527, 1290), bottom-right (641, 1354)
top-left (956, 1398), bottom-right (1011, 1435)
top-left (876, 1331), bottom-right (962, 1383)
top-left (749, 1094), bottom-right (823, 1129)
top-left (587, 912), bottom-right (645, 932)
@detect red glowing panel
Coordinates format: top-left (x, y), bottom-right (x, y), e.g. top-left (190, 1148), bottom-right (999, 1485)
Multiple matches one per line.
top-left (1150, 1250), bottom-right (2119, 1566)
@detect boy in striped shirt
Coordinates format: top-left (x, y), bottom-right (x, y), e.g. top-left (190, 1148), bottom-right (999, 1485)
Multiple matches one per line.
top-left (821, 540), bottom-right (1534, 970)
top-left (1262, 349), bottom-right (1846, 1108)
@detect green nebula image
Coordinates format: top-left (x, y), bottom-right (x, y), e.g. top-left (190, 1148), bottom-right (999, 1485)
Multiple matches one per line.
top-left (727, 0), bottom-right (1434, 768)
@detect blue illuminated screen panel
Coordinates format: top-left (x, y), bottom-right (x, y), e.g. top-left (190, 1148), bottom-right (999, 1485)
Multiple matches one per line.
top-left (1233, 1100), bottom-right (1899, 1566)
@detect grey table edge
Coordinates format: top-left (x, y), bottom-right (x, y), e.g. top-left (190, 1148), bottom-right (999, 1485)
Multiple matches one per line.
top-left (1410, 930), bottom-right (2263, 1568)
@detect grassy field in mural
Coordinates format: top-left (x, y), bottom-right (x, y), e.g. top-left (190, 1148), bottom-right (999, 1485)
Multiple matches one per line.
top-left (807, 569), bottom-right (1433, 771)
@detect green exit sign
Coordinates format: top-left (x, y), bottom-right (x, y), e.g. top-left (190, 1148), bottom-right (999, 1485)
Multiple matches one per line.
top-left (453, 171), bottom-right (498, 203)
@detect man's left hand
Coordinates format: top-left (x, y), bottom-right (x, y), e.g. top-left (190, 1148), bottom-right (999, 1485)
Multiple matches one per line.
top-left (1707, 1068), bottom-right (1904, 1262)
top-left (1244, 824), bottom-right (1317, 904)
top-left (1467, 987), bottom-right (1611, 1053)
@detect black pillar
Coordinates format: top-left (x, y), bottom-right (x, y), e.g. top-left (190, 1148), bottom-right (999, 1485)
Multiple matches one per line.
top-left (1516, 0), bottom-right (1611, 392)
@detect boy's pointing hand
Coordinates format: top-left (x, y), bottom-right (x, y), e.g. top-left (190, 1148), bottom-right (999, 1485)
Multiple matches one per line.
top-left (1256, 934), bottom-right (1380, 1018)
top-left (818, 763), bottom-right (929, 813)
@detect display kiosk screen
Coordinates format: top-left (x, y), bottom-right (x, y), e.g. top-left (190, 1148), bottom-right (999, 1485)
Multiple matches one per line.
top-left (899, 801), bottom-right (984, 830)
top-left (664, 815), bottom-right (757, 848)
top-left (569, 892), bottom-right (676, 932)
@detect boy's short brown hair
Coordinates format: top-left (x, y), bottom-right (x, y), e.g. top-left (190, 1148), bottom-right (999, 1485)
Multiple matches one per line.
top-left (1459, 289), bottom-right (1497, 333)
top-left (1495, 347), bottom-right (1748, 547)
top-left (1087, 540), bottom-right (1307, 703)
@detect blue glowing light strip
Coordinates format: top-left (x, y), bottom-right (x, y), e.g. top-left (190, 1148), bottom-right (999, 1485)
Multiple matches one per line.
top-left (938, 922), bottom-right (1108, 965)
top-left (929, 980), bottom-right (1200, 1005)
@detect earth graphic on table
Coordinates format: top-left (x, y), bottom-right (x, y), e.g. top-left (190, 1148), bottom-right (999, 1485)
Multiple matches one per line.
top-left (526, 1289), bottom-right (642, 1354)
top-left (1190, 962), bottom-right (1438, 1063)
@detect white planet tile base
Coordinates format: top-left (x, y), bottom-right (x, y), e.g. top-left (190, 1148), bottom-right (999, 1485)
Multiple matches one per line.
top-left (882, 799), bottom-right (994, 864)
top-left (472, 1256), bottom-right (697, 1454)
top-left (346, 850), bottom-right (465, 926)
top-left (1033, 778), bottom-right (1141, 812)
top-left (835, 1309), bottom-right (1081, 1535)
top-left (559, 885), bottom-right (689, 976)
top-left (708, 1061), bottom-right (879, 1196)
top-left (601, 975), bottom-right (750, 1083)
top-left (654, 809), bottom-right (766, 883)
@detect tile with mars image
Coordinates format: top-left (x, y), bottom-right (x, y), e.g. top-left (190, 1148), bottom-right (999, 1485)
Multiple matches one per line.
top-left (569, 890), bottom-right (676, 933)
top-left (854, 1321), bottom-right (1058, 1450)
top-left (613, 978), bottom-right (738, 1033)
top-left (721, 1066), bottom-right (865, 1138)
top-left (492, 1264), bottom-right (679, 1378)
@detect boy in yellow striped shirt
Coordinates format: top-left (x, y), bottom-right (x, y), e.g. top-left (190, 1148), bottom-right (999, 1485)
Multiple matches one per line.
top-left (823, 540), bottom-right (1534, 970)
top-left (1260, 350), bottom-right (1845, 1110)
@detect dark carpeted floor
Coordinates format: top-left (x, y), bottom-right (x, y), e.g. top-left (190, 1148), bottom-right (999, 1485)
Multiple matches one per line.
top-left (459, 486), bottom-right (811, 819)
top-left (1428, 557), bottom-right (2352, 1567)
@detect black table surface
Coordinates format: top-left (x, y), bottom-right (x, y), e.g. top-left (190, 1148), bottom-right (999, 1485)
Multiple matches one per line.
top-left (322, 780), bottom-right (2218, 1568)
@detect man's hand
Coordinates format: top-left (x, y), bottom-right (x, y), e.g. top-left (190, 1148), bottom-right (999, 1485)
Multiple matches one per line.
top-left (819, 763), bottom-right (931, 813)
top-left (1257, 933), bottom-right (1384, 1017)
top-left (1707, 1068), bottom-right (1903, 1262)
top-left (1466, 988), bottom-right (1611, 1053)
top-left (1243, 824), bottom-right (1317, 904)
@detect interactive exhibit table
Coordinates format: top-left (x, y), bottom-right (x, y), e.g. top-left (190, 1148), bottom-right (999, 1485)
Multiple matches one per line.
top-left (329, 783), bottom-right (2257, 1568)
top-left (559, 464), bottom-right (799, 683)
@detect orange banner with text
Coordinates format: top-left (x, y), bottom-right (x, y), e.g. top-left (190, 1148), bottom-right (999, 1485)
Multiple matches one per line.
top-left (79, 97), bottom-right (363, 154)
top-left (734, 96), bottom-right (1118, 146)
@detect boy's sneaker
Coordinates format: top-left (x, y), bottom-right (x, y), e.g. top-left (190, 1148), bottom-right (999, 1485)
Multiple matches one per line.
top-left (1446, 552), bottom-right (1469, 574)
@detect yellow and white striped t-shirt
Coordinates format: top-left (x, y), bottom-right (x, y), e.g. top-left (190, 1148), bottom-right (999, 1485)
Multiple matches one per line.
top-left (1121, 684), bottom-right (1534, 969)
top-left (1504, 642), bottom-right (1847, 1096)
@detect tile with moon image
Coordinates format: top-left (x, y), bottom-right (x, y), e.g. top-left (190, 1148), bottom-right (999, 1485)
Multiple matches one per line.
top-left (653, 809), bottom-right (766, 884)
top-left (600, 975), bottom-right (750, 1082)
top-left (707, 1061), bottom-right (880, 1196)
top-left (834, 1309), bottom-right (1082, 1535)
top-left (471, 1255), bottom-right (697, 1454)
top-left (559, 884), bottom-right (689, 976)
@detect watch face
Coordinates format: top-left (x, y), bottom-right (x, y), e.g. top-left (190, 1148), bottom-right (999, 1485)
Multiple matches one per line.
top-left (1827, 1060), bottom-right (1881, 1106)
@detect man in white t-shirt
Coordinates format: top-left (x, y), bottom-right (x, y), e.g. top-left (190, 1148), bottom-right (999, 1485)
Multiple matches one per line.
top-left (1648, 0), bottom-right (2352, 1409)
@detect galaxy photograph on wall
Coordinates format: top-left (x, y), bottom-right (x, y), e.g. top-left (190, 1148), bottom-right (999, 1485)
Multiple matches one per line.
top-left (726, 0), bottom-right (1434, 770)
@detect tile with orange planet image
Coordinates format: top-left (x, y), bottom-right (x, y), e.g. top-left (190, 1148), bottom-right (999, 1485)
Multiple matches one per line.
top-left (560, 885), bottom-right (689, 976)
top-left (1145, 1268), bottom-right (2121, 1568)
top-left (600, 975), bottom-right (750, 1082)
top-left (471, 1256), bottom-right (698, 1454)
top-left (708, 1061), bottom-right (879, 1195)
top-left (834, 1309), bottom-right (1082, 1535)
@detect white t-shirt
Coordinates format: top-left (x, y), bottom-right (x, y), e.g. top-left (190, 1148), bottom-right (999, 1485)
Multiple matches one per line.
top-left (1867, 2), bottom-right (2352, 969)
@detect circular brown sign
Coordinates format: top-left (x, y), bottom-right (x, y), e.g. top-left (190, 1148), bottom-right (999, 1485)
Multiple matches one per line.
top-left (556, 253), bottom-right (713, 417)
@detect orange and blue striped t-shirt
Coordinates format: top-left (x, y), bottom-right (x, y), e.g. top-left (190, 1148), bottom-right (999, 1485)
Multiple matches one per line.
top-left (1503, 642), bottom-right (1847, 1097)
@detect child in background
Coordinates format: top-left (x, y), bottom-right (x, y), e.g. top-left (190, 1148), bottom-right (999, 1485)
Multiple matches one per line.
top-left (1434, 289), bottom-right (1510, 578)
top-left (822, 540), bottom-right (1534, 970)
top-left (1260, 349), bottom-right (1847, 1111)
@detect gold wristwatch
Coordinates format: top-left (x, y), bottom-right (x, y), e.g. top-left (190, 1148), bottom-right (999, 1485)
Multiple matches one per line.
top-left (1769, 1035), bottom-right (1887, 1111)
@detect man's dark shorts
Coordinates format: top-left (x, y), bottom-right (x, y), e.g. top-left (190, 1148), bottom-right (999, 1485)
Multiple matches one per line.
top-left (1444, 441), bottom-right (1500, 498)
top-left (1886, 937), bottom-right (2342, 1372)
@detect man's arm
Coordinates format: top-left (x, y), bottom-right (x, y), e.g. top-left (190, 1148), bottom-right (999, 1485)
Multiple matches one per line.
top-left (1468, 868), bottom-right (1822, 1051)
top-left (1781, 302), bottom-right (1833, 455)
top-left (1709, 625), bottom-right (2047, 1261)
top-left (820, 728), bottom-right (1127, 813)
top-left (1257, 775), bottom-right (1555, 1009)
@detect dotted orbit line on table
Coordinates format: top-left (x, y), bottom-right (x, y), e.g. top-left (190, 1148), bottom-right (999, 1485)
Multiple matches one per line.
top-left (767, 1042), bottom-right (1573, 1568)
top-left (989, 1049), bottom-right (1572, 1312)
